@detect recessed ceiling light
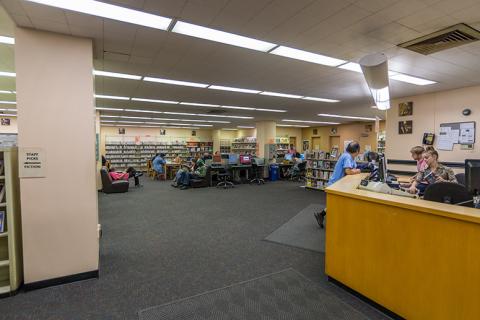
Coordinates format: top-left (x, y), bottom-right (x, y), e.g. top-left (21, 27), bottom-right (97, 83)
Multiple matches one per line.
top-left (282, 119), bottom-right (340, 125)
top-left (221, 105), bottom-right (255, 110)
top-left (0, 101), bottom-right (16, 105)
top-left (237, 126), bottom-right (255, 129)
top-left (124, 109), bottom-right (163, 114)
top-left (95, 107), bottom-right (124, 111)
top-left (208, 85), bottom-right (261, 94)
top-left (0, 90), bottom-right (15, 94)
top-left (144, 76), bottom-right (208, 88)
top-left (0, 72), bottom-right (15, 77)
top-left (338, 62), bottom-right (362, 73)
top-left (132, 97), bottom-right (179, 104)
top-left (276, 124), bottom-right (309, 128)
top-left (93, 70), bottom-right (142, 80)
top-left (259, 91), bottom-right (302, 99)
top-left (0, 36), bottom-right (14, 45)
top-left (270, 46), bottom-right (346, 67)
top-left (172, 21), bottom-right (277, 52)
top-left (255, 108), bottom-right (287, 113)
top-left (26, 0), bottom-right (172, 30)
top-left (389, 73), bottom-right (436, 85)
top-left (180, 102), bottom-right (220, 107)
top-left (302, 96), bottom-right (340, 103)
top-left (317, 113), bottom-right (377, 121)
top-left (95, 94), bottom-right (129, 101)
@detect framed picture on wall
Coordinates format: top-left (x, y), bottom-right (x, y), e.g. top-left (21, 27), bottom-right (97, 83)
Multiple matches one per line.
top-left (399, 102), bottom-right (413, 116)
top-left (1, 118), bottom-right (10, 126)
top-left (398, 121), bottom-right (413, 134)
top-left (118, 128), bottom-right (125, 135)
top-left (191, 130), bottom-right (196, 136)
top-left (313, 128), bottom-right (318, 135)
top-left (160, 129), bottom-right (166, 135)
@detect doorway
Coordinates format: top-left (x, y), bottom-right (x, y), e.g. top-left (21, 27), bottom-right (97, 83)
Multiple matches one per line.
top-left (329, 136), bottom-right (340, 152)
top-left (312, 137), bottom-right (321, 150)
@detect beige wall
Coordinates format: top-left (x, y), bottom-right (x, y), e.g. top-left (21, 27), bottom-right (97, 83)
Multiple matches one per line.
top-left (0, 116), bottom-right (18, 134)
top-left (302, 121), bottom-right (384, 153)
top-left (387, 85), bottom-right (480, 164)
top-left (16, 28), bottom-right (99, 283)
top-left (276, 127), bottom-right (303, 151)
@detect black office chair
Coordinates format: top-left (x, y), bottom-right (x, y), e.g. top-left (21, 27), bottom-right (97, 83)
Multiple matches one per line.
top-left (455, 173), bottom-right (466, 186)
top-left (216, 167), bottom-right (234, 189)
top-left (423, 182), bottom-right (472, 205)
top-left (249, 162), bottom-right (265, 185)
top-left (289, 162), bottom-right (307, 182)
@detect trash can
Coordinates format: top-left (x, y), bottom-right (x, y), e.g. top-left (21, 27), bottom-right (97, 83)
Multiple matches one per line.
top-left (269, 164), bottom-right (279, 181)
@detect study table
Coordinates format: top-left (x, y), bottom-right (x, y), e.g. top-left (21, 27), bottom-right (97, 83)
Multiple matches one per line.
top-left (325, 174), bottom-right (480, 320)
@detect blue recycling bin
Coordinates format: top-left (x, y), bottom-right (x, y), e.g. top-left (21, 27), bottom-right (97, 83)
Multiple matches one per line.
top-left (269, 164), bottom-right (279, 181)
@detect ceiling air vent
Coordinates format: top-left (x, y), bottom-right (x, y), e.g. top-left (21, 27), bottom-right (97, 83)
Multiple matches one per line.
top-left (398, 23), bottom-right (480, 55)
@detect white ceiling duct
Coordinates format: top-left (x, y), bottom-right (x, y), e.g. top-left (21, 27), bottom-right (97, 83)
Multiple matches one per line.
top-left (359, 53), bottom-right (390, 110)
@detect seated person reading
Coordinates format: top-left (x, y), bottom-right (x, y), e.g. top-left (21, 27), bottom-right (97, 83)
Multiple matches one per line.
top-left (173, 158), bottom-right (207, 189)
top-left (407, 147), bottom-right (457, 195)
top-left (108, 166), bottom-right (143, 187)
top-left (173, 154), bottom-right (182, 164)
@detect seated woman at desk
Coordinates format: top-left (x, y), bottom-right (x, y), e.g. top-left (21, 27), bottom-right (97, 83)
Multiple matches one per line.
top-left (407, 147), bottom-right (457, 194)
top-left (173, 153), bottom-right (182, 164)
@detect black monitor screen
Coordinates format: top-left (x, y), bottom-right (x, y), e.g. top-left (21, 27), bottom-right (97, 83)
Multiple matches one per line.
top-left (378, 156), bottom-right (387, 183)
top-left (465, 159), bottom-right (480, 195)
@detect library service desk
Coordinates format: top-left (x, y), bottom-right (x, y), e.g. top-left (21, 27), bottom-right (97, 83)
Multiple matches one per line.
top-left (325, 174), bottom-right (480, 320)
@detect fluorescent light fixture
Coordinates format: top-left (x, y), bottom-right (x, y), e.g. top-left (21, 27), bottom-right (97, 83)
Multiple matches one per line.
top-left (172, 21), bottom-right (276, 52)
top-left (0, 114), bottom-right (17, 117)
top-left (0, 36), bottom-right (14, 45)
top-left (302, 96), bottom-right (340, 103)
top-left (317, 113), bottom-right (377, 121)
top-left (222, 128), bottom-right (238, 131)
top-left (93, 70), bottom-right (142, 80)
top-left (370, 87), bottom-right (390, 110)
top-left (180, 102), bottom-right (220, 107)
top-left (167, 123), bottom-right (213, 127)
top-left (237, 126), bottom-right (255, 129)
top-left (0, 72), bottom-right (15, 77)
top-left (255, 108), bottom-right (287, 113)
top-left (119, 116), bottom-right (152, 120)
top-left (26, 0), bottom-right (172, 30)
top-left (0, 90), bottom-right (15, 94)
top-left (338, 62), bottom-right (362, 73)
top-left (208, 85), bottom-right (260, 94)
top-left (143, 77), bottom-right (208, 88)
top-left (0, 109), bottom-right (16, 111)
top-left (132, 98), bottom-right (179, 104)
top-left (95, 107), bottom-right (124, 111)
top-left (0, 101), bottom-right (16, 105)
top-left (270, 46), bottom-right (346, 67)
top-left (100, 120), bottom-right (117, 123)
top-left (389, 73), bottom-right (436, 85)
top-left (95, 94), bottom-right (129, 100)
top-left (221, 105), bottom-right (255, 110)
top-left (124, 109), bottom-right (163, 114)
top-left (282, 119), bottom-right (340, 125)
top-left (276, 124), bottom-right (309, 128)
top-left (163, 112), bottom-right (253, 119)
top-left (117, 121), bottom-right (145, 124)
top-left (260, 91), bottom-right (302, 99)
top-left (100, 115), bottom-right (118, 118)
top-left (164, 112), bottom-right (197, 116)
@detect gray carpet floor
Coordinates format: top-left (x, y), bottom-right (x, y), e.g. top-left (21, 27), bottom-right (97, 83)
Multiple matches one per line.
top-left (265, 203), bottom-right (325, 253)
top-left (0, 178), bottom-right (389, 320)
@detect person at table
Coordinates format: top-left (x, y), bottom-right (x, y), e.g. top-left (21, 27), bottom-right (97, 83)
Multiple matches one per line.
top-left (400, 146), bottom-right (427, 188)
top-left (407, 147), bottom-right (457, 195)
top-left (175, 158), bottom-right (207, 189)
top-left (173, 154), bottom-right (182, 164)
top-left (314, 141), bottom-right (361, 228)
top-left (153, 153), bottom-right (166, 176)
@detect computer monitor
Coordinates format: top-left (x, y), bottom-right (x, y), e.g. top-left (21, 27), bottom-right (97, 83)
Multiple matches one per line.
top-left (228, 153), bottom-right (239, 165)
top-left (378, 155), bottom-right (387, 183)
top-left (221, 154), bottom-right (229, 159)
top-left (284, 153), bottom-right (293, 162)
top-left (240, 155), bottom-right (251, 165)
top-left (465, 159), bottom-right (480, 195)
top-left (299, 153), bottom-right (305, 161)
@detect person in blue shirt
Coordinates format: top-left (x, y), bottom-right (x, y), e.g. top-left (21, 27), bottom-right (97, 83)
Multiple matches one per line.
top-left (315, 141), bottom-right (361, 228)
top-left (153, 153), bottom-right (166, 176)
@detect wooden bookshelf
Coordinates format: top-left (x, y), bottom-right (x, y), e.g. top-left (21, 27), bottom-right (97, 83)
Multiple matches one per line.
top-left (231, 138), bottom-right (257, 155)
top-left (0, 147), bottom-right (22, 297)
top-left (304, 150), bottom-right (338, 191)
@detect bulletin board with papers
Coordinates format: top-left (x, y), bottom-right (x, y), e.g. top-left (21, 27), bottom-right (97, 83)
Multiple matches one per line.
top-left (438, 121), bottom-right (475, 151)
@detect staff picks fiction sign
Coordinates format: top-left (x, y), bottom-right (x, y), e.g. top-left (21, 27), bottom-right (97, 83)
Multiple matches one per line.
top-left (19, 148), bottom-right (46, 178)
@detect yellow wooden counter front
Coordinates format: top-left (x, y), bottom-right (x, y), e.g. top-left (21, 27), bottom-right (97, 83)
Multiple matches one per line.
top-left (325, 174), bottom-right (480, 320)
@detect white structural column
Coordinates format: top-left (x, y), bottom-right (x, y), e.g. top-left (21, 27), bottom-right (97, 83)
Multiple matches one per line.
top-left (256, 121), bottom-right (276, 158)
top-left (15, 28), bottom-right (99, 285)
top-left (212, 129), bottom-right (222, 153)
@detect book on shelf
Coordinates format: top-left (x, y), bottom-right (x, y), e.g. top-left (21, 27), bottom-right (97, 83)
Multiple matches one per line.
top-left (0, 210), bottom-right (4, 233)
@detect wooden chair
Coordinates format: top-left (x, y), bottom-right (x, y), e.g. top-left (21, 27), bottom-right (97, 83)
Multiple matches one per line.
top-left (146, 160), bottom-right (156, 180)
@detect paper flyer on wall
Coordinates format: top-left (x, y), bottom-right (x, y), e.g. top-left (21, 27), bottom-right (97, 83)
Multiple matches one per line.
top-left (459, 122), bottom-right (475, 144)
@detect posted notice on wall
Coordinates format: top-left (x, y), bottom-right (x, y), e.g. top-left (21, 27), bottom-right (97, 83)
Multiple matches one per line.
top-left (19, 148), bottom-right (46, 178)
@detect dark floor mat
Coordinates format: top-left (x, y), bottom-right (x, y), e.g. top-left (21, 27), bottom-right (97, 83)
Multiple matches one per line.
top-left (264, 204), bottom-right (325, 253)
top-left (138, 269), bottom-right (368, 320)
